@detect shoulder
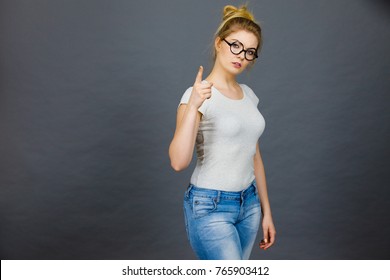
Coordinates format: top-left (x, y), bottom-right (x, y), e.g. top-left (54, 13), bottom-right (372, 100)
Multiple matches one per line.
top-left (241, 84), bottom-right (259, 106)
top-left (179, 86), bottom-right (193, 102)
top-left (183, 86), bottom-right (193, 96)
top-left (178, 86), bottom-right (209, 115)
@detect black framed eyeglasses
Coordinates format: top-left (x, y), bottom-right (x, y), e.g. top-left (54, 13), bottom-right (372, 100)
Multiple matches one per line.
top-left (223, 38), bottom-right (258, 61)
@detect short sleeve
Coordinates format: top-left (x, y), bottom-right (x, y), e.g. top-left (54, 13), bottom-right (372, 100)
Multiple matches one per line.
top-left (177, 86), bottom-right (209, 115)
top-left (242, 84), bottom-right (259, 107)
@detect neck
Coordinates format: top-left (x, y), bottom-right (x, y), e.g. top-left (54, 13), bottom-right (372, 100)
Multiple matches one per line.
top-left (206, 63), bottom-right (238, 89)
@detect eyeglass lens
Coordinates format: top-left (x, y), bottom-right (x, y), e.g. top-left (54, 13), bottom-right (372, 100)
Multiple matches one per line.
top-left (227, 40), bottom-right (257, 61)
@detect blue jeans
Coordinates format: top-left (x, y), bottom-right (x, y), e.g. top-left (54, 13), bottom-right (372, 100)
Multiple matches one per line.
top-left (183, 180), bottom-right (261, 260)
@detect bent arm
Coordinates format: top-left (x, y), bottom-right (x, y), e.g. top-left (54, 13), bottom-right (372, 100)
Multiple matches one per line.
top-left (168, 104), bottom-right (202, 171)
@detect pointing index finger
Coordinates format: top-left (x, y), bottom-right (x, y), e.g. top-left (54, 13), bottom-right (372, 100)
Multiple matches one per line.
top-left (195, 66), bottom-right (203, 84)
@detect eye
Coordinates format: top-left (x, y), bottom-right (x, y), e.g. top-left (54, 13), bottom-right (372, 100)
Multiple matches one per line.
top-left (232, 42), bottom-right (241, 49)
top-left (247, 49), bottom-right (256, 56)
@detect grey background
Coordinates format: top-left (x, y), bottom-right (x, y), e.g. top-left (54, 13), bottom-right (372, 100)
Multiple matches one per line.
top-left (0, 0), bottom-right (389, 259)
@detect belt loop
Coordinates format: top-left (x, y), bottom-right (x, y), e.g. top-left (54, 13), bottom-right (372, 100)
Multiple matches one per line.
top-left (186, 184), bottom-right (193, 198)
top-left (216, 191), bottom-right (221, 203)
top-left (248, 180), bottom-right (255, 195)
top-left (252, 180), bottom-right (257, 195)
top-left (241, 189), bottom-right (245, 203)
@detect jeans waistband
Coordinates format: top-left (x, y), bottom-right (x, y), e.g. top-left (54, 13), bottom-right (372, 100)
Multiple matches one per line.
top-left (185, 180), bottom-right (257, 201)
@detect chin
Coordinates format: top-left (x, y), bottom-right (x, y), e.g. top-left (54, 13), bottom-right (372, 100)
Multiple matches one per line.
top-left (221, 62), bottom-right (246, 75)
top-left (230, 67), bottom-right (246, 75)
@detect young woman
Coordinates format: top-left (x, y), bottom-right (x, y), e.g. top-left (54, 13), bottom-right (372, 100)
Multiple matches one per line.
top-left (169, 5), bottom-right (276, 260)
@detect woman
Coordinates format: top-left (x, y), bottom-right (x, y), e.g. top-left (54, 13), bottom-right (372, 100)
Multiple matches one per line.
top-left (169, 5), bottom-right (276, 260)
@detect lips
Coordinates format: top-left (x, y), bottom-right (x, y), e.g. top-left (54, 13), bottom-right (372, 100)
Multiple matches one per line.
top-left (232, 62), bottom-right (242, 68)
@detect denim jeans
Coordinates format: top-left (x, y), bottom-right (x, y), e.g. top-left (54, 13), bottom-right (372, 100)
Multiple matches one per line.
top-left (183, 180), bottom-right (261, 260)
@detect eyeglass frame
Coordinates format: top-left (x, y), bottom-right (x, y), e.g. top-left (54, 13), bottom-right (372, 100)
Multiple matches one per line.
top-left (222, 38), bottom-right (259, 61)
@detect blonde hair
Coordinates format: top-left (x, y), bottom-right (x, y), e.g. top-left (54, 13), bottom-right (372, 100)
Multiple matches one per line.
top-left (213, 4), bottom-right (262, 60)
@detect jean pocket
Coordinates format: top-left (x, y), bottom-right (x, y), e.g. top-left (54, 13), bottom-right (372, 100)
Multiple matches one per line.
top-left (192, 196), bottom-right (217, 219)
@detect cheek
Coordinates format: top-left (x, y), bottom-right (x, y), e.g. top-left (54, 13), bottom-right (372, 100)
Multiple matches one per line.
top-left (219, 47), bottom-right (232, 59)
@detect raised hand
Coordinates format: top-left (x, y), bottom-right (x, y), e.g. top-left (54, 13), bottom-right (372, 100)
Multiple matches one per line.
top-left (188, 66), bottom-right (213, 109)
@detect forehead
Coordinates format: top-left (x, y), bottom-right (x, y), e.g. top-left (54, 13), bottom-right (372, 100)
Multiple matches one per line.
top-left (226, 30), bottom-right (258, 48)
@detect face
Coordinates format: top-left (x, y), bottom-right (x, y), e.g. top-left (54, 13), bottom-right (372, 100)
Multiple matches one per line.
top-left (215, 29), bottom-right (259, 75)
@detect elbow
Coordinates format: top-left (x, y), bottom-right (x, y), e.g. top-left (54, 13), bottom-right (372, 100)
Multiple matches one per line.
top-left (170, 160), bottom-right (188, 172)
top-left (169, 153), bottom-right (189, 172)
top-left (169, 144), bottom-right (190, 172)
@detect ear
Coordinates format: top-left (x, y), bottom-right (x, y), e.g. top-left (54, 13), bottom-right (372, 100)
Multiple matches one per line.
top-left (214, 37), bottom-right (222, 51)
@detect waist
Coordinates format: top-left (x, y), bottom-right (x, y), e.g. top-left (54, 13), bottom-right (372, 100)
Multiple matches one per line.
top-left (185, 180), bottom-right (257, 201)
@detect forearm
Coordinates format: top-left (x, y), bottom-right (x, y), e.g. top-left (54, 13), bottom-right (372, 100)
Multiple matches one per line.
top-left (169, 104), bottom-right (200, 171)
top-left (254, 144), bottom-right (273, 217)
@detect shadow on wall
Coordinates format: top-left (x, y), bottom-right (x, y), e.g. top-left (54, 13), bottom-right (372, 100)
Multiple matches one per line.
top-left (370, 0), bottom-right (390, 12)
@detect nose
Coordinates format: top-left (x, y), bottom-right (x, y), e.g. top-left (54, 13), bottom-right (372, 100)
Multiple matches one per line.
top-left (237, 51), bottom-right (245, 60)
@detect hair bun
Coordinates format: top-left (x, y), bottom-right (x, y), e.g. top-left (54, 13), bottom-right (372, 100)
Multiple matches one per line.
top-left (223, 5), bottom-right (238, 19)
top-left (222, 4), bottom-right (255, 22)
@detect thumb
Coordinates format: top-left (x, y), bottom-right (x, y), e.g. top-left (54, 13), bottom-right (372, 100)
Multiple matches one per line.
top-left (194, 66), bottom-right (203, 84)
top-left (263, 229), bottom-right (269, 244)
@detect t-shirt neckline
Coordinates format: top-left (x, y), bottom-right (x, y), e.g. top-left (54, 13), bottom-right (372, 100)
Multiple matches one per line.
top-left (212, 84), bottom-right (246, 101)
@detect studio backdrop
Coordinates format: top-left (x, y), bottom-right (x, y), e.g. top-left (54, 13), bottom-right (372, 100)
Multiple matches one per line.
top-left (0, 0), bottom-right (389, 259)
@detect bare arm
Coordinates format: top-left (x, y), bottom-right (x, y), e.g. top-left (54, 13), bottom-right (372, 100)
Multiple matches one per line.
top-left (169, 104), bottom-right (202, 171)
top-left (254, 142), bottom-right (276, 250)
top-left (169, 66), bottom-right (212, 171)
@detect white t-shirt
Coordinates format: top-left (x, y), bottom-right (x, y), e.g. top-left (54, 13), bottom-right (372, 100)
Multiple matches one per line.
top-left (178, 84), bottom-right (266, 191)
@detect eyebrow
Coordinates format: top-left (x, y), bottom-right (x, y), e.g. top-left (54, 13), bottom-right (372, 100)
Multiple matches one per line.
top-left (230, 38), bottom-right (257, 49)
